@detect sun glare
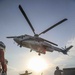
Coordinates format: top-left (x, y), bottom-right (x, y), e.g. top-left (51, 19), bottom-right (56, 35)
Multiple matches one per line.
top-left (27, 56), bottom-right (48, 72)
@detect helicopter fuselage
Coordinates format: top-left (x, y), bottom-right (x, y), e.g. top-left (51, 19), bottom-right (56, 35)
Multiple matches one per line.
top-left (13, 34), bottom-right (56, 55)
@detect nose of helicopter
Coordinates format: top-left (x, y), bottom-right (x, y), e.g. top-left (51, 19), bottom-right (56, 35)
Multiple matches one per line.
top-left (14, 38), bottom-right (20, 43)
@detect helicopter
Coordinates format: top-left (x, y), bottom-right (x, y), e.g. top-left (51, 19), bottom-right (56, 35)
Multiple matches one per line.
top-left (7, 5), bottom-right (73, 55)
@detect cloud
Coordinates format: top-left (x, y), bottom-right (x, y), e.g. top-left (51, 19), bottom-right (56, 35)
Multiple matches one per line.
top-left (7, 66), bottom-right (19, 75)
top-left (50, 38), bottom-right (75, 69)
top-left (66, 37), bottom-right (75, 47)
top-left (66, 37), bottom-right (75, 56)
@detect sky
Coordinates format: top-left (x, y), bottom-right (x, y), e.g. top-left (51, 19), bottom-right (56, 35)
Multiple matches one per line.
top-left (0, 0), bottom-right (75, 75)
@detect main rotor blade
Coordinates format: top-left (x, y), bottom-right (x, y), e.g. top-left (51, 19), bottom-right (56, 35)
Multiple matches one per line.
top-left (44, 39), bottom-right (58, 46)
top-left (6, 35), bottom-right (23, 38)
top-left (39, 37), bottom-right (58, 46)
top-left (39, 18), bottom-right (67, 35)
top-left (6, 36), bottom-right (17, 38)
top-left (19, 5), bottom-right (35, 35)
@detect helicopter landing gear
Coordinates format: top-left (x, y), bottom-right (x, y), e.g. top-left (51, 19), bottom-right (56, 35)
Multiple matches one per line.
top-left (19, 41), bottom-right (23, 47)
top-left (38, 52), bottom-right (41, 56)
top-left (30, 49), bottom-right (32, 52)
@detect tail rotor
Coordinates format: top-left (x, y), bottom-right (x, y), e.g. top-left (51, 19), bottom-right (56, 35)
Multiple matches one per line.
top-left (62, 45), bottom-right (73, 54)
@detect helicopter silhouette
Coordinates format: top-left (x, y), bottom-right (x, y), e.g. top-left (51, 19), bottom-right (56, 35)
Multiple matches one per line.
top-left (7, 5), bottom-right (73, 55)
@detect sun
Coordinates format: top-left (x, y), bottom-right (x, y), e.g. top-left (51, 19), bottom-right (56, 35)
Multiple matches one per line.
top-left (27, 56), bottom-right (48, 72)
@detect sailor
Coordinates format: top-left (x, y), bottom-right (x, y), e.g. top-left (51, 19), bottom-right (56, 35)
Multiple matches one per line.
top-left (20, 70), bottom-right (32, 75)
top-left (54, 66), bottom-right (63, 75)
top-left (0, 41), bottom-right (7, 75)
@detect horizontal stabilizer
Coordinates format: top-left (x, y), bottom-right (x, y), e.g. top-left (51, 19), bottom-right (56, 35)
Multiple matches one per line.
top-left (62, 45), bottom-right (73, 54)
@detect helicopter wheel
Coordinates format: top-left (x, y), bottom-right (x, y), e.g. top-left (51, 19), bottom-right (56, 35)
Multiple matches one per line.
top-left (20, 45), bottom-right (22, 47)
top-left (38, 53), bottom-right (41, 56)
